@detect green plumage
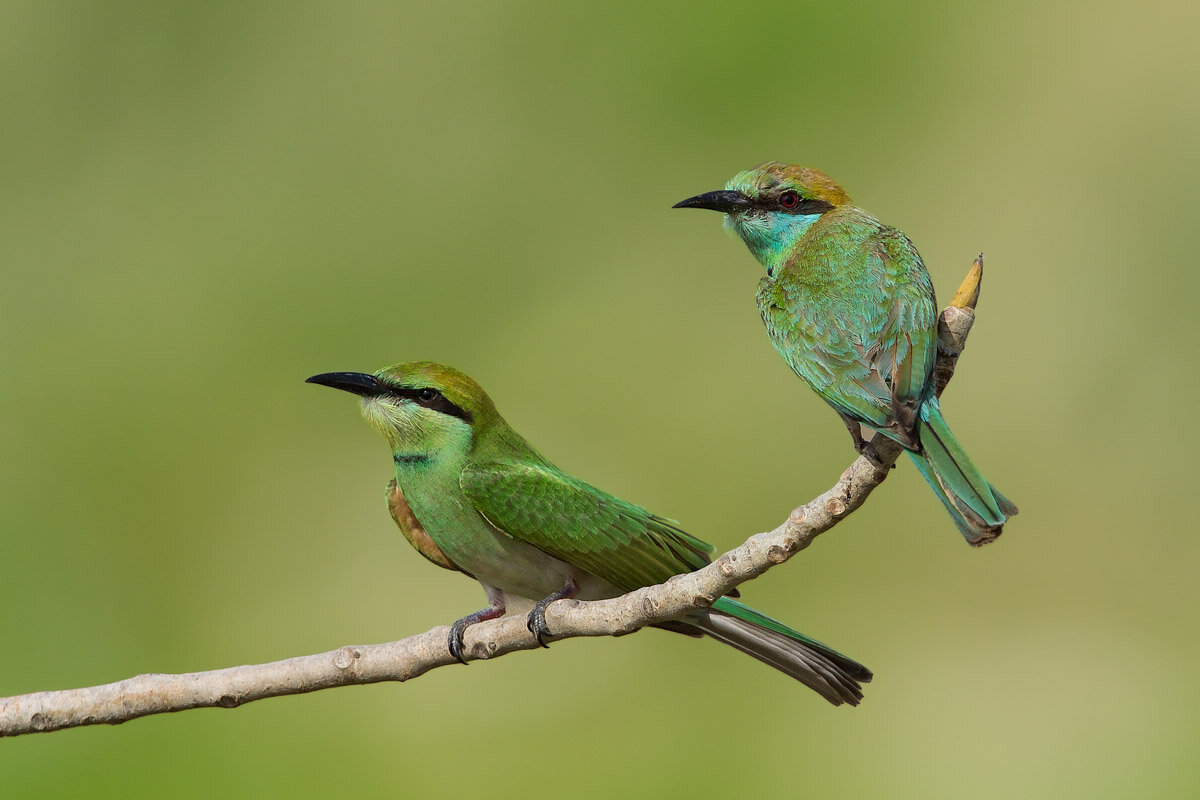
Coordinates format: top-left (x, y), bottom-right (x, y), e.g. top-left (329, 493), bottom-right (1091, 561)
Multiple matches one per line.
top-left (676, 162), bottom-right (1016, 545)
top-left (461, 461), bottom-right (714, 592)
top-left (756, 214), bottom-right (937, 435)
top-left (308, 361), bottom-right (871, 705)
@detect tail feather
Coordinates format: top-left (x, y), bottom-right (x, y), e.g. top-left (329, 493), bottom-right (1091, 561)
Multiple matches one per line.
top-left (992, 489), bottom-right (1019, 518)
top-left (685, 598), bottom-right (871, 707)
top-left (914, 398), bottom-right (1017, 547)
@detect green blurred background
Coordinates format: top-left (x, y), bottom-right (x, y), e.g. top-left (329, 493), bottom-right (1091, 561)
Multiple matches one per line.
top-left (2, 1), bottom-right (1196, 796)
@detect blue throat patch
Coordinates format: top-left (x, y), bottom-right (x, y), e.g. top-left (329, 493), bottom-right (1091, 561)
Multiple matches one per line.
top-left (727, 212), bottom-right (822, 274)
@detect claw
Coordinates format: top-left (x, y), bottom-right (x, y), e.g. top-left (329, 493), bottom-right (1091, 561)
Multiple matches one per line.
top-left (525, 578), bottom-right (579, 649)
top-left (447, 604), bottom-right (505, 664)
top-left (527, 609), bottom-right (550, 649)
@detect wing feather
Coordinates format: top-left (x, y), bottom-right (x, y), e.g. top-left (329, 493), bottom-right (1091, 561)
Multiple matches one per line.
top-left (460, 461), bottom-right (714, 592)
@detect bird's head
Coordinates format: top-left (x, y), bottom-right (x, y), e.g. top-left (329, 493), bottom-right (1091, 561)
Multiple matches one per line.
top-left (307, 361), bottom-right (498, 457)
top-left (674, 162), bottom-right (850, 271)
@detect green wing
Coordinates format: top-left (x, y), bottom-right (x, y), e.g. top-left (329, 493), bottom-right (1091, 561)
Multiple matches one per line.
top-left (460, 460), bottom-right (714, 592)
top-left (760, 225), bottom-right (937, 436)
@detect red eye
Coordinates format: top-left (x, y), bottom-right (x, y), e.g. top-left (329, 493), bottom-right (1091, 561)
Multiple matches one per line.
top-left (779, 191), bottom-right (800, 209)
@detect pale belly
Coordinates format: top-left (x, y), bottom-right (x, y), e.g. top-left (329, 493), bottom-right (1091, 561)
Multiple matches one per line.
top-left (448, 511), bottom-right (624, 603)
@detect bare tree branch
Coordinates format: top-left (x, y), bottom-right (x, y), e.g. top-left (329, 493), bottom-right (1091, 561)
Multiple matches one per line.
top-left (0, 257), bottom-right (987, 737)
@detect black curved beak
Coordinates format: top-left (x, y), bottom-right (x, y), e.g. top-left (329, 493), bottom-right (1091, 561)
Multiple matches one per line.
top-left (306, 372), bottom-right (386, 398)
top-left (672, 190), bottom-right (751, 213)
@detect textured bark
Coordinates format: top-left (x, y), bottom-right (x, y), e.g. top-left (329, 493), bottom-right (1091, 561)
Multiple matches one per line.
top-left (0, 257), bottom-right (987, 737)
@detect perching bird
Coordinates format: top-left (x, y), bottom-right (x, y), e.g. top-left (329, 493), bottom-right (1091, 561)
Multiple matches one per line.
top-left (307, 361), bottom-right (871, 705)
top-left (674, 162), bottom-right (1016, 546)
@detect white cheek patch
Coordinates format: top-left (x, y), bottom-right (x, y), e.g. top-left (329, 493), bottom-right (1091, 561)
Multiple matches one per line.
top-left (360, 398), bottom-right (471, 453)
top-left (361, 398), bottom-right (419, 446)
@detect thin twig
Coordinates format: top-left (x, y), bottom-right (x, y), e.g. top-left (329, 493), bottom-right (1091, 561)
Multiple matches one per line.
top-left (0, 256), bottom-right (986, 737)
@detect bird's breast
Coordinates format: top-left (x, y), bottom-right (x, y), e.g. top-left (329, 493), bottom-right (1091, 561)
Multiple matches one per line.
top-left (386, 479), bottom-right (462, 573)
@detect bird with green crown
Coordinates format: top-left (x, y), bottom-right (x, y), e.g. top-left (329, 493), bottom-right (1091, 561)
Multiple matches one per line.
top-left (674, 162), bottom-right (1016, 545)
top-left (308, 361), bottom-right (871, 705)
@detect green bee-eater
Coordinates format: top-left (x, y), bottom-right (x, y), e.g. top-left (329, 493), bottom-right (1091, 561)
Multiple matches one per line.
top-left (674, 162), bottom-right (1016, 545)
top-left (307, 361), bottom-right (871, 705)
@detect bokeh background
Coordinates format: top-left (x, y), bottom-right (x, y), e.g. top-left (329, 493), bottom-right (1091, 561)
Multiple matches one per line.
top-left (2, 1), bottom-right (1196, 797)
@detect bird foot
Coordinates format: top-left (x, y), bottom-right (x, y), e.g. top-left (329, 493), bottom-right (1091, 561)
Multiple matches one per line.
top-left (526, 578), bottom-right (580, 648)
top-left (859, 440), bottom-right (897, 469)
top-left (448, 605), bottom-right (505, 664)
top-left (840, 415), bottom-right (871, 456)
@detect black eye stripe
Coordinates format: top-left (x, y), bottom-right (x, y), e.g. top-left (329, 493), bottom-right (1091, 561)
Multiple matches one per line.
top-left (795, 197), bottom-right (835, 215)
top-left (756, 194), bottom-right (835, 216)
top-left (386, 386), bottom-right (473, 424)
top-left (782, 197), bottom-right (834, 215)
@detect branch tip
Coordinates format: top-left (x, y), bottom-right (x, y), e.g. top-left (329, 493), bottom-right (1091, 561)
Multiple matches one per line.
top-left (951, 254), bottom-right (983, 310)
